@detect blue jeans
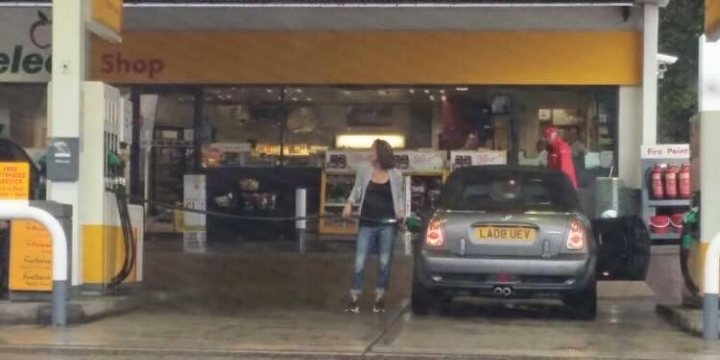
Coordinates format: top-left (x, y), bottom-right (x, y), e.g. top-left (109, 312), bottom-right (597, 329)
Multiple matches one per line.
top-left (350, 225), bottom-right (396, 297)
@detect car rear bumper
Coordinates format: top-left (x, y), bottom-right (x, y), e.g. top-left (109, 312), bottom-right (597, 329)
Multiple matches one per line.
top-left (417, 250), bottom-right (596, 297)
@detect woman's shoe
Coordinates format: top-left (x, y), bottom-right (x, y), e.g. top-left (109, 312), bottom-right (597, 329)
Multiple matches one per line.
top-left (345, 300), bottom-right (360, 314)
top-left (373, 300), bottom-right (386, 313)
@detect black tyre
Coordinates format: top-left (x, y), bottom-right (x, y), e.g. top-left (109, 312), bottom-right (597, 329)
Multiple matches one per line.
top-left (625, 216), bottom-right (651, 281)
top-left (411, 280), bottom-right (438, 316)
top-left (563, 278), bottom-right (597, 320)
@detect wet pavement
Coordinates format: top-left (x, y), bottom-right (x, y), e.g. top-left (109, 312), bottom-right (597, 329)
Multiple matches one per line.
top-left (1, 297), bottom-right (720, 359)
top-left (1, 244), bottom-right (718, 359)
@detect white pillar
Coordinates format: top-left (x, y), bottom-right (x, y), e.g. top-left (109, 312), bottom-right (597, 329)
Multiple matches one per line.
top-left (698, 36), bottom-right (720, 243)
top-left (48, 0), bottom-right (86, 288)
top-left (642, 2), bottom-right (659, 145)
top-left (618, 86), bottom-right (643, 188)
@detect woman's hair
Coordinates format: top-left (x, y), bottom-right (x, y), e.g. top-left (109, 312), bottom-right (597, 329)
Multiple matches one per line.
top-left (373, 139), bottom-right (395, 170)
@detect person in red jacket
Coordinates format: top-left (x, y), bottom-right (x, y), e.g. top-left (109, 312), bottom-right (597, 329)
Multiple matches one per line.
top-left (543, 126), bottom-right (578, 190)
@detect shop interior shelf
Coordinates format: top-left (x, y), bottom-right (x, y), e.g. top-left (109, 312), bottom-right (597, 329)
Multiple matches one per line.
top-left (650, 232), bottom-right (682, 240)
top-left (647, 199), bottom-right (691, 207)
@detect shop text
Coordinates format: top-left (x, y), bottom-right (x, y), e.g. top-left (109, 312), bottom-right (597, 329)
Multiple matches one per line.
top-left (642, 144), bottom-right (691, 159)
top-left (0, 46), bottom-right (52, 75)
top-left (100, 52), bottom-right (165, 79)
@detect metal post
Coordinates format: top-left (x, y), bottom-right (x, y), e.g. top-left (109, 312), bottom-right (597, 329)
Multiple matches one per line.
top-left (49, 0), bottom-right (85, 290)
top-left (295, 188), bottom-right (307, 253)
top-left (703, 232), bottom-right (720, 340)
top-left (0, 203), bottom-right (68, 327)
top-left (642, 2), bottom-right (659, 145)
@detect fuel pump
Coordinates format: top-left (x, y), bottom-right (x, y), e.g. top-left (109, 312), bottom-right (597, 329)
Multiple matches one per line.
top-left (79, 82), bottom-right (143, 293)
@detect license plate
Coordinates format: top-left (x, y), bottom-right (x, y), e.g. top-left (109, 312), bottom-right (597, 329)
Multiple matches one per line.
top-left (474, 226), bottom-right (536, 242)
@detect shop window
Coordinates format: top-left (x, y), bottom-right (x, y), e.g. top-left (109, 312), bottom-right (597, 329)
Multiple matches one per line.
top-left (0, 84), bottom-right (47, 149)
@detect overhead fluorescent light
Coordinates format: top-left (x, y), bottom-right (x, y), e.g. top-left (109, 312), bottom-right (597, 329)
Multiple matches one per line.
top-left (456, 87), bottom-right (469, 92)
top-left (336, 134), bottom-right (405, 149)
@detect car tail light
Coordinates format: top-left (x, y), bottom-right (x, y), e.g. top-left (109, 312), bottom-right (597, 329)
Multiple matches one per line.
top-left (566, 219), bottom-right (586, 250)
top-left (426, 217), bottom-right (444, 247)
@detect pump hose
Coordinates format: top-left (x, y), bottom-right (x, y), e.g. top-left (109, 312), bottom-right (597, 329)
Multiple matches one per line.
top-left (109, 183), bottom-right (136, 289)
top-left (680, 208), bottom-right (700, 297)
top-left (107, 189), bottom-right (405, 224)
top-left (103, 184), bottom-right (412, 290)
top-left (105, 151), bottom-right (137, 290)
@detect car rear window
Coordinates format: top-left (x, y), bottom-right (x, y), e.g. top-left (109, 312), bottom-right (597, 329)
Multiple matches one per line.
top-left (440, 169), bottom-right (581, 213)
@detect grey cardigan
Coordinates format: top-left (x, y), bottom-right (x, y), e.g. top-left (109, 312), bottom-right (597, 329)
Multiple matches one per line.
top-left (347, 165), bottom-right (406, 220)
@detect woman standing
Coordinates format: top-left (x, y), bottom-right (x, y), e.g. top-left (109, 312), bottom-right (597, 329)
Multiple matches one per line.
top-left (342, 139), bottom-right (405, 313)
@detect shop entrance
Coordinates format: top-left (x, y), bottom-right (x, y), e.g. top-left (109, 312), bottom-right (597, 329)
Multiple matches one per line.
top-left (134, 85), bottom-right (619, 244)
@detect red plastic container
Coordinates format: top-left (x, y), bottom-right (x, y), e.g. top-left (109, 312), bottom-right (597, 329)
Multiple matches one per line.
top-left (670, 214), bottom-right (684, 233)
top-left (649, 215), bottom-right (671, 234)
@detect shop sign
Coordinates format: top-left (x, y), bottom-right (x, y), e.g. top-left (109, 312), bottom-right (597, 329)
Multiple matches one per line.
top-left (707, 0), bottom-right (720, 42)
top-left (641, 144), bottom-right (690, 160)
top-left (0, 162), bottom-right (30, 202)
top-left (9, 220), bottom-right (52, 291)
top-left (183, 231), bottom-right (207, 254)
top-left (325, 151), bottom-right (374, 172)
top-left (183, 174), bottom-right (206, 230)
top-left (450, 150), bottom-right (507, 170)
top-left (394, 151), bottom-right (446, 173)
top-left (89, 31), bottom-right (641, 85)
top-left (88, 0), bottom-right (123, 42)
top-left (0, 10), bottom-right (52, 82)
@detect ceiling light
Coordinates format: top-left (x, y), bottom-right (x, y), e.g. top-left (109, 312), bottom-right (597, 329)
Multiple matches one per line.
top-left (429, 95), bottom-right (436, 101)
top-left (440, 89), bottom-right (446, 94)
top-left (296, 88), bottom-right (304, 94)
top-left (306, 97), bottom-right (313, 101)
top-left (409, 89), bottom-right (415, 94)
top-left (456, 87), bottom-right (469, 92)
top-left (343, 90), bottom-right (351, 96)
top-left (424, 89), bottom-right (430, 94)
top-left (291, 97), bottom-right (299, 101)
top-left (336, 134), bottom-right (405, 149)
top-left (265, 88), bottom-right (273, 93)
top-left (441, 95), bottom-right (447, 101)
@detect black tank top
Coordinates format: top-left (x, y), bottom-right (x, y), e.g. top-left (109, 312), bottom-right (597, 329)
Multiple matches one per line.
top-left (360, 180), bottom-right (395, 226)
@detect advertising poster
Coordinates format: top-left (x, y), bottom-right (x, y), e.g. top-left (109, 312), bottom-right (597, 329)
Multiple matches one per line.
top-left (9, 220), bottom-right (52, 291)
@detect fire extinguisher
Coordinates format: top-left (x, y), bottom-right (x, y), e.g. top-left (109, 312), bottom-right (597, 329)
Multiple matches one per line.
top-left (665, 165), bottom-right (679, 199)
top-left (651, 164), bottom-right (665, 199)
top-left (679, 163), bottom-right (691, 199)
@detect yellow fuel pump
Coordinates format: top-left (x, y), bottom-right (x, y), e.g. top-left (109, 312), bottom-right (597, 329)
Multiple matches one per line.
top-left (79, 82), bottom-right (144, 293)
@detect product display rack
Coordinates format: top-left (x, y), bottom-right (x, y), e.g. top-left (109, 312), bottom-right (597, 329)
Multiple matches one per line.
top-left (150, 126), bottom-right (193, 218)
top-left (640, 144), bottom-right (692, 244)
top-left (318, 150), bottom-right (447, 240)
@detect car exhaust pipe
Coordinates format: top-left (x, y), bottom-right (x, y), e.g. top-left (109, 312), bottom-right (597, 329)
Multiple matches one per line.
top-left (493, 287), bottom-right (503, 295)
top-left (502, 287), bottom-right (513, 297)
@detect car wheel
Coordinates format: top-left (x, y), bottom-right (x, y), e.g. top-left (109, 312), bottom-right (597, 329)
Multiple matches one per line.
top-left (411, 280), bottom-right (438, 316)
top-left (564, 279), bottom-right (597, 320)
